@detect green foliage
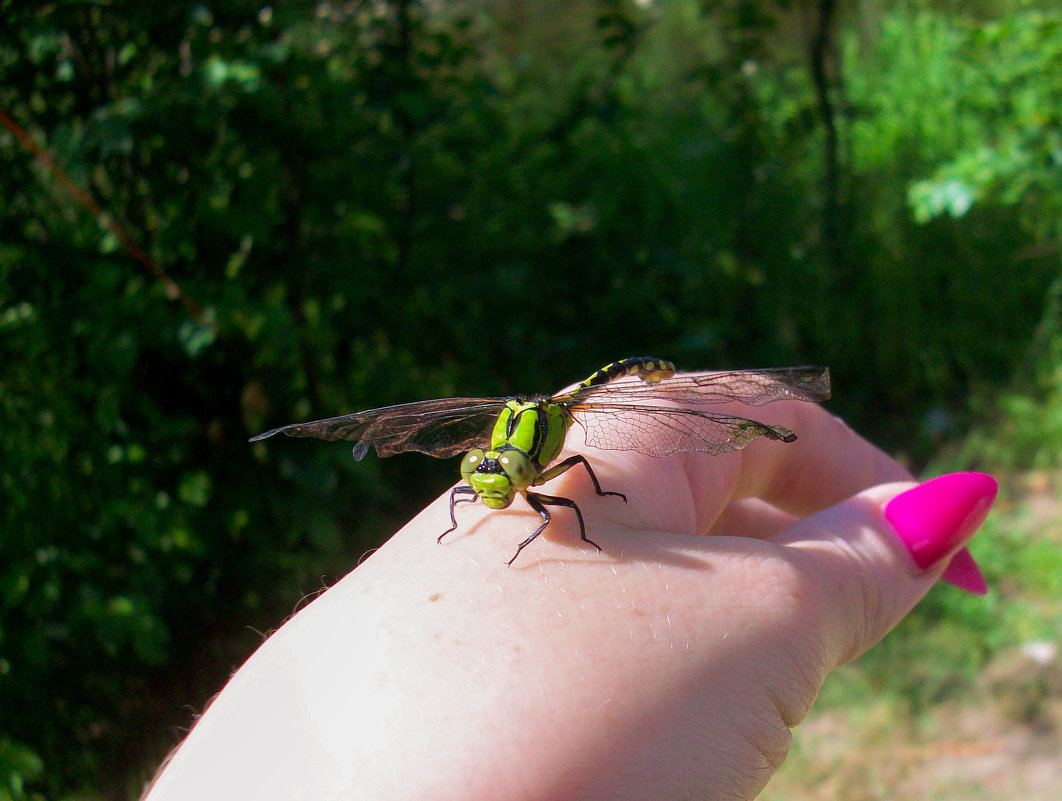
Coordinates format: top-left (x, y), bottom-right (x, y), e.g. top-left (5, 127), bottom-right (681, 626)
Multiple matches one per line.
top-left (943, 272), bottom-right (1062, 472)
top-left (905, 11), bottom-right (1062, 230)
top-left (0, 0), bottom-right (1060, 796)
top-left (838, 4), bottom-right (1061, 450)
top-left (0, 738), bottom-right (44, 801)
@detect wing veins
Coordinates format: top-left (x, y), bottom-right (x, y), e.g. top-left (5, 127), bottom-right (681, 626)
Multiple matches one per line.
top-left (568, 402), bottom-right (797, 457)
top-left (250, 396), bottom-right (508, 459)
top-left (558, 366), bottom-right (830, 406)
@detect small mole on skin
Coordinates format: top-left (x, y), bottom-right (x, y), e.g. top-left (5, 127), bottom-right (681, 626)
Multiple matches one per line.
top-left (428, 593), bottom-right (441, 602)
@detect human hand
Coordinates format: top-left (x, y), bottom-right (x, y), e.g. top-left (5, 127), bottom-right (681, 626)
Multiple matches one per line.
top-left (146, 400), bottom-right (996, 801)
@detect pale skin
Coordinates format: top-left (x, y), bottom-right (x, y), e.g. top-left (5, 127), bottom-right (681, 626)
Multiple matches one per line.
top-left (146, 400), bottom-right (949, 801)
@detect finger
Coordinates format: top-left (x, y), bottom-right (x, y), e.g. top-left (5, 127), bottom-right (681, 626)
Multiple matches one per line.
top-left (706, 497), bottom-right (796, 540)
top-left (561, 402), bottom-right (910, 543)
top-left (775, 473), bottom-right (998, 667)
top-left (683, 402), bottom-right (914, 534)
top-left (735, 404), bottom-right (913, 512)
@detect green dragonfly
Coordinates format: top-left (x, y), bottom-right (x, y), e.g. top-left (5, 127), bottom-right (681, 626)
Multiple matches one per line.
top-left (250, 357), bottom-right (830, 565)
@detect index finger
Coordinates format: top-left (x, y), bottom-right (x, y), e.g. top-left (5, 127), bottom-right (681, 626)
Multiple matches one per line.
top-left (557, 398), bottom-right (910, 541)
top-left (658, 401), bottom-right (913, 535)
top-left (727, 402), bottom-right (914, 512)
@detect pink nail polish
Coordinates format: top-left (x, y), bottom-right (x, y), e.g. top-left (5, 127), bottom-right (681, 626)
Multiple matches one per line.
top-left (941, 547), bottom-right (988, 595)
top-left (884, 472), bottom-right (998, 593)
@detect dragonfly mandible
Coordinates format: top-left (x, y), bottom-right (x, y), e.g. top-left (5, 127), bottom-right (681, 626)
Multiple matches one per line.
top-left (250, 357), bottom-right (831, 565)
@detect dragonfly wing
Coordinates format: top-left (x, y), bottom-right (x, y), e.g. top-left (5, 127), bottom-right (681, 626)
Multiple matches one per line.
top-left (250, 397), bottom-right (506, 460)
top-left (569, 403), bottom-right (798, 457)
top-left (560, 366), bottom-right (830, 407)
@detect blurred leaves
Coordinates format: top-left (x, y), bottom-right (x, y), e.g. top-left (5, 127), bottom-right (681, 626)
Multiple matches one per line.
top-left (908, 178), bottom-right (975, 223)
top-left (896, 11), bottom-right (1062, 227)
top-left (0, 737), bottom-right (44, 801)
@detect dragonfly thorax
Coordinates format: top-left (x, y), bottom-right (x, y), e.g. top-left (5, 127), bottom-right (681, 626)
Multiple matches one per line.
top-left (490, 399), bottom-right (571, 470)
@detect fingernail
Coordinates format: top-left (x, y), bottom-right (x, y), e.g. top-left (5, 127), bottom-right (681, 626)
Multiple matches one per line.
top-left (884, 472), bottom-right (998, 593)
top-left (941, 547), bottom-right (988, 595)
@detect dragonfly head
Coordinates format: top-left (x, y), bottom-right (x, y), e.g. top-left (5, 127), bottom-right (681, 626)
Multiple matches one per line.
top-left (460, 448), bottom-right (535, 509)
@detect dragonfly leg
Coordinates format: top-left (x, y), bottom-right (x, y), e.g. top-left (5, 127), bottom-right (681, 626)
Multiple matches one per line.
top-left (512, 491), bottom-right (601, 566)
top-left (440, 485), bottom-right (479, 544)
top-left (534, 454), bottom-right (627, 503)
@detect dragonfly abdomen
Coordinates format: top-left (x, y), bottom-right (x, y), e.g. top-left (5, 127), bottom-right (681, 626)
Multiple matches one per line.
top-left (577, 356), bottom-right (676, 391)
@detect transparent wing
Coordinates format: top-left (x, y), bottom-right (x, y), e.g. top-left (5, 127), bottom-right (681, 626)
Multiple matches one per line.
top-left (569, 403), bottom-right (799, 457)
top-left (249, 396), bottom-right (508, 460)
top-left (250, 367), bottom-right (829, 461)
top-left (558, 366), bottom-right (830, 406)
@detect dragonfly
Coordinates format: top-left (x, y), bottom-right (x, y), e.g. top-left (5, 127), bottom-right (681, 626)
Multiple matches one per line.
top-left (250, 357), bottom-right (831, 565)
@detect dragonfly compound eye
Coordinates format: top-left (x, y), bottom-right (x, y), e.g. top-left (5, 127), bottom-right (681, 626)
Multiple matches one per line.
top-left (460, 449), bottom-right (485, 482)
top-left (498, 451), bottom-right (533, 489)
